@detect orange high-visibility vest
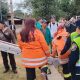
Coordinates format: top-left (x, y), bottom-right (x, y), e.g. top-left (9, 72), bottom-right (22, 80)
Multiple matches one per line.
top-left (52, 29), bottom-right (70, 64)
top-left (17, 29), bottom-right (50, 68)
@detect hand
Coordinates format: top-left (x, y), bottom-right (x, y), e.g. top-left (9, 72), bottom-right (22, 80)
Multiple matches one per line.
top-left (48, 57), bottom-right (53, 65)
top-left (50, 54), bottom-right (53, 57)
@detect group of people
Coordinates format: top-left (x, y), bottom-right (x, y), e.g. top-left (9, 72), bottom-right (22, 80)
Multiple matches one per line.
top-left (0, 15), bottom-right (80, 80)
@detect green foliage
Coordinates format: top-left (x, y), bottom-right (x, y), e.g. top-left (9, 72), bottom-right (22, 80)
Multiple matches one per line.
top-left (0, 0), bottom-right (8, 21)
top-left (20, 0), bottom-right (80, 20)
top-left (14, 10), bottom-right (24, 19)
top-left (31, 0), bottom-right (57, 20)
top-left (74, 0), bottom-right (80, 15)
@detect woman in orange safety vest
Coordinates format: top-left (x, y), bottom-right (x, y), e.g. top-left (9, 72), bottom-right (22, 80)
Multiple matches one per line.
top-left (18, 19), bottom-right (50, 80)
top-left (51, 25), bottom-right (71, 80)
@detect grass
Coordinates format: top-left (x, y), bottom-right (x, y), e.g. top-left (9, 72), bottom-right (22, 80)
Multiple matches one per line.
top-left (0, 55), bottom-right (43, 80)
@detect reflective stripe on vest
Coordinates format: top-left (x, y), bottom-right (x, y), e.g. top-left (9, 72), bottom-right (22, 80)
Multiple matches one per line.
top-left (76, 74), bottom-right (80, 75)
top-left (64, 73), bottom-right (71, 78)
top-left (22, 57), bottom-right (47, 61)
top-left (22, 59), bottom-right (47, 67)
top-left (22, 57), bottom-right (47, 67)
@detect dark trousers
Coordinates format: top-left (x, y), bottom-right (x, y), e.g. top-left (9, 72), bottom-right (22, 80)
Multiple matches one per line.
top-left (1, 51), bottom-right (16, 70)
top-left (62, 63), bottom-right (71, 80)
top-left (26, 68), bottom-right (36, 80)
top-left (71, 67), bottom-right (80, 80)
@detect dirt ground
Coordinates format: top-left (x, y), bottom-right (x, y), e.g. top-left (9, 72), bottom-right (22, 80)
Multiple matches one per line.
top-left (0, 54), bottom-right (43, 80)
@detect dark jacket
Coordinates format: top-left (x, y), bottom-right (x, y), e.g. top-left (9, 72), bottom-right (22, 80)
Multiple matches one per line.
top-left (0, 27), bottom-right (16, 44)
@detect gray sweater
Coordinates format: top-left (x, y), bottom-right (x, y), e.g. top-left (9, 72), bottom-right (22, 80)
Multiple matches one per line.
top-left (0, 27), bottom-right (16, 44)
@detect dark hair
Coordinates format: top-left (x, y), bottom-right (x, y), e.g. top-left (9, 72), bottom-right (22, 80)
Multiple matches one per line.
top-left (0, 21), bottom-right (5, 25)
top-left (36, 17), bottom-right (42, 21)
top-left (0, 21), bottom-right (6, 27)
top-left (20, 19), bottom-right (36, 42)
top-left (51, 15), bottom-right (56, 19)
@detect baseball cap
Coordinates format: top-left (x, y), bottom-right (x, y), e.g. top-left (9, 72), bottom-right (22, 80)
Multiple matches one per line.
top-left (42, 19), bottom-right (47, 23)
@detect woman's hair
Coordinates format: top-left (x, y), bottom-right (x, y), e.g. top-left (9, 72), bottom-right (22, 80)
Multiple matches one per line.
top-left (20, 19), bottom-right (36, 42)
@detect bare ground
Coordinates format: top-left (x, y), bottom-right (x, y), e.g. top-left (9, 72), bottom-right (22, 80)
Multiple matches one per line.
top-left (0, 54), bottom-right (43, 80)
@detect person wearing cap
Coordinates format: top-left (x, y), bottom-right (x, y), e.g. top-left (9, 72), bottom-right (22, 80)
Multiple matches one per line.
top-left (41, 19), bottom-right (52, 45)
top-left (68, 20), bottom-right (80, 80)
top-left (0, 21), bottom-right (17, 73)
top-left (48, 16), bottom-right (58, 39)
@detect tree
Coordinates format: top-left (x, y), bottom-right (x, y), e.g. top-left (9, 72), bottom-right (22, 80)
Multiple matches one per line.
top-left (31, 0), bottom-right (57, 20)
top-left (14, 10), bottom-right (24, 19)
top-left (18, 0), bottom-right (80, 20)
top-left (59, 0), bottom-right (75, 18)
top-left (74, 0), bottom-right (80, 15)
top-left (20, 0), bottom-right (58, 19)
top-left (0, 0), bottom-right (8, 21)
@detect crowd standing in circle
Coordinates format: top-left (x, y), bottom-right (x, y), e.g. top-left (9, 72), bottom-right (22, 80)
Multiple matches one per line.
top-left (0, 16), bottom-right (80, 80)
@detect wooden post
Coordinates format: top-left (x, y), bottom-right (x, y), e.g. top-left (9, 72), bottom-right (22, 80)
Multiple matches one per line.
top-left (10, 0), bottom-right (14, 24)
top-left (0, 0), bottom-right (2, 21)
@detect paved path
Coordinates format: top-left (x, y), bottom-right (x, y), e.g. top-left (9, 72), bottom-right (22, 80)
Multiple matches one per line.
top-left (48, 65), bottom-right (64, 80)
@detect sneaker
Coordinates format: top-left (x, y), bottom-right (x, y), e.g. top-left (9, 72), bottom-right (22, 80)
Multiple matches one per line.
top-left (41, 72), bottom-right (48, 80)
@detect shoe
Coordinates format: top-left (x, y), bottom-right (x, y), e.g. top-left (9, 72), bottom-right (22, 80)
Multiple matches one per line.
top-left (3, 69), bottom-right (10, 73)
top-left (41, 72), bottom-right (48, 80)
top-left (12, 70), bottom-right (17, 74)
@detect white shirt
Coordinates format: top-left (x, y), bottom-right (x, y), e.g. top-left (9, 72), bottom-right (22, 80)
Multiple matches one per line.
top-left (48, 22), bottom-right (58, 38)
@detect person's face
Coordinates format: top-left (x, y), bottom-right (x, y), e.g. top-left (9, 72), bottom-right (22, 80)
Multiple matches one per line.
top-left (0, 23), bottom-right (4, 30)
top-left (76, 27), bottom-right (80, 34)
top-left (51, 18), bottom-right (55, 23)
top-left (39, 19), bottom-right (43, 24)
top-left (42, 22), bottom-right (47, 28)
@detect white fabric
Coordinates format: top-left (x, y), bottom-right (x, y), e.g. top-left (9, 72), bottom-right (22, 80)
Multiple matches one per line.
top-left (22, 59), bottom-right (47, 66)
top-left (22, 57), bottom-right (47, 61)
top-left (48, 22), bottom-right (58, 38)
top-left (0, 40), bottom-right (21, 55)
